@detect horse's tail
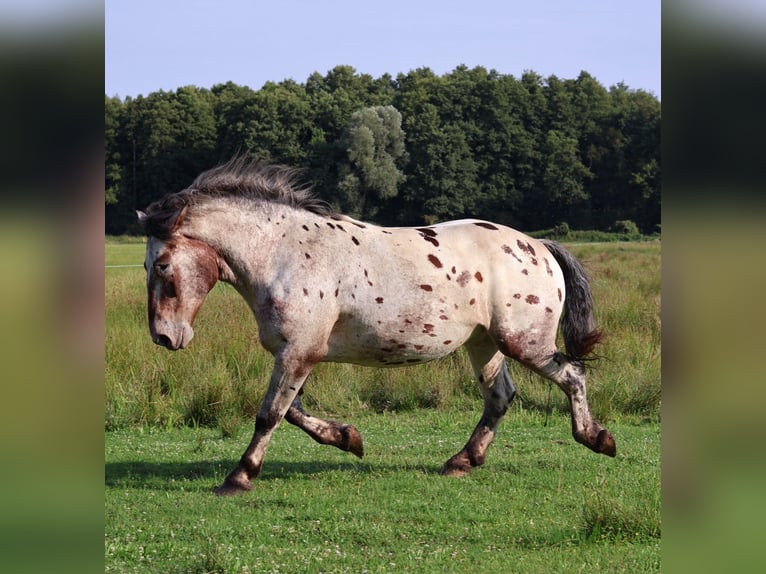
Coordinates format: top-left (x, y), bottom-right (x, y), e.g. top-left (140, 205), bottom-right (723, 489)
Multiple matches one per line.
top-left (539, 239), bottom-right (603, 361)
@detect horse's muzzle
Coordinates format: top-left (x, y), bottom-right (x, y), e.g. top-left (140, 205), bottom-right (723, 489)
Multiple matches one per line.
top-left (151, 323), bottom-right (194, 351)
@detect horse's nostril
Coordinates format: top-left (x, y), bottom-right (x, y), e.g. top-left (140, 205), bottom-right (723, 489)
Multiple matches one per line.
top-left (154, 333), bottom-right (173, 348)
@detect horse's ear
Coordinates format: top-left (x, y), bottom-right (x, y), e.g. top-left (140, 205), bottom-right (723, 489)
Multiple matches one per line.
top-left (170, 205), bottom-right (188, 232)
top-left (136, 210), bottom-right (148, 222)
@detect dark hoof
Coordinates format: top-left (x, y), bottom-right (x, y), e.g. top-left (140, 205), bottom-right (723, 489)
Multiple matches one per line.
top-left (440, 455), bottom-right (471, 477)
top-left (213, 471), bottom-right (253, 496)
top-left (596, 429), bottom-right (617, 457)
top-left (341, 424), bottom-right (364, 458)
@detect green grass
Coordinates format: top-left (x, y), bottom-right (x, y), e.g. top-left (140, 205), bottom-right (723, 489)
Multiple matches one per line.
top-left (105, 411), bottom-right (660, 573)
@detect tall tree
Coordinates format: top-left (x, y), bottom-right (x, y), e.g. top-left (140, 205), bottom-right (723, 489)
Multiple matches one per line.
top-left (335, 105), bottom-right (407, 219)
top-left (105, 95), bottom-right (123, 205)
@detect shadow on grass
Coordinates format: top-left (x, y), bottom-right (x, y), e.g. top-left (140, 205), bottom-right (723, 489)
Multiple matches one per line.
top-left (105, 458), bottom-right (441, 491)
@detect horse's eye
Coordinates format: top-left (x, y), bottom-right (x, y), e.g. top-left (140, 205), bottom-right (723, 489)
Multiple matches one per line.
top-left (155, 262), bottom-right (171, 276)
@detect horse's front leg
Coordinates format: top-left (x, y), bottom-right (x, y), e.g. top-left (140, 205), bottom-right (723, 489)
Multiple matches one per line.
top-left (285, 394), bottom-right (364, 458)
top-left (214, 351), bottom-right (318, 496)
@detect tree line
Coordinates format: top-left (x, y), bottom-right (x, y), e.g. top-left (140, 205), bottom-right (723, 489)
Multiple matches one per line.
top-left (105, 65), bottom-right (660, 235)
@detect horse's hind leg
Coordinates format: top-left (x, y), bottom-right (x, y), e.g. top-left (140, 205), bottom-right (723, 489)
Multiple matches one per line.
top-left (441, 338), bottom-right (516, 477)
top-left (285, 393), bottom-right (364, 458)
top-left (535, 352), bottom-right (616, 456)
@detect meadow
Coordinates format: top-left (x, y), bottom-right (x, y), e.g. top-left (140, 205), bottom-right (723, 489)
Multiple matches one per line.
top-left (105, 238), bottom-right (661, 572)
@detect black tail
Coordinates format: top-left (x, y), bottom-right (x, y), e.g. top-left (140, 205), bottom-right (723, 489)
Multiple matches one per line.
top-left (539, 239), bottom-right (603, 361)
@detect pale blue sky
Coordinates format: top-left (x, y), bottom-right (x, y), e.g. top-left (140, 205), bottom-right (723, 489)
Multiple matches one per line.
top-left (106, 0), bottom-right (661, 99)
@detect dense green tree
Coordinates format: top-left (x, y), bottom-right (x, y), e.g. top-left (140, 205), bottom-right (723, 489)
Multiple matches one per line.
top-left (335, 105), bottom-right (407, 219)
top-left (104, 66), bottom-right (660, 235)
top-left (211, 81), bottom-right (259, 160)
top-left (538, 129), bottom-right (594, 226)
top-left (105, 95), bottom-right (123, 205)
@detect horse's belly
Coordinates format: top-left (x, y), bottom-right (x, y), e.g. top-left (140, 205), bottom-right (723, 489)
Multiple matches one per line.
top-left (324, 319), bottom-right (473, 368)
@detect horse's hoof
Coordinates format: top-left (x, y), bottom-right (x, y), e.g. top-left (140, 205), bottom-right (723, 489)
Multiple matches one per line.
top-left (341, 424), bottom-right (364, 458)
top-left (596, 429), bottom-right (617, 457)
top-left (213, 472), bottom-right (253, 496)
top-left (440, 456), bottom-right (471, 477)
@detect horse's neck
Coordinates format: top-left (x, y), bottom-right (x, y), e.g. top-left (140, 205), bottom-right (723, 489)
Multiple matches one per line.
top-left (186, 201), bottom-right (302, 286)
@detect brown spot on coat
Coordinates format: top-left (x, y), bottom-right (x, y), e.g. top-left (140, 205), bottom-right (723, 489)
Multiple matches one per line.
top-left (474, 222), bottom-right (499, 230)
top-left (351, 236), bottom-right (360, 246)
top-left (417, 228), bottom-right (440, 247)
top-left (375, 297), bottom-right (384, 304)
top-left (517, 239), bottom-right (536, 256)
top-left (439, 315), bottom-right (448, 320)
top-left (474, 271), bottom-right (483, 282)
top-left (302, 224), bottom-right (309, 231)
top-left (521, 269), bottom-right (529, 275)
top-left (451, 266), bottom-right (457, 274)
top-left (414, 344), bottom-right (424, 350)
top-left (545, 307), bottom-right (553, 313)
top-left (326, 222), bottom-right (336, 229)
top-left (303, 288), bottom-right (309, 296)
top-left (427, 254), bottom-right (443, 268)
top-left (526, 294), bottom-right (540, 304)
top-left (422, 324), bottom-right (434, 333)
top-left (469, 298), bottom-right (476, 305)
top-left (513, 293), bottom-right (521, 299)
top-left (544, 258), bottom-right (553, 276)
top-left (420, 284), bottom-right (433, 292)
top-left (319, 291), bottom-right (324, 299)
top-left (443, 340), bottom-right (453, 345)
top-left (456, 271), bottom-right (471, 287)
top-left (305, 253), bottom-right (311, 259)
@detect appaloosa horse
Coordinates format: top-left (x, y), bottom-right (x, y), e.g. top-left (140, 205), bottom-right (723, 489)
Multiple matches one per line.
top-left (138, 158), bottom-right (615, 496)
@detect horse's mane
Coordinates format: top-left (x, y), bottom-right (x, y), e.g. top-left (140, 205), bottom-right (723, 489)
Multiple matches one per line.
top-left (141, 157), bottom-right (333, 238)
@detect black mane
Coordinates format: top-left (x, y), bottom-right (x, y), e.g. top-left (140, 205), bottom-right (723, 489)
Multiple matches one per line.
top-left (141, 157), bottom-right (333, 238)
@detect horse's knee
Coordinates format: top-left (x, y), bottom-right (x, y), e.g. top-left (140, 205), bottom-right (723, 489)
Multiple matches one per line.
top-left (255, 411), bottom-right (281, 434)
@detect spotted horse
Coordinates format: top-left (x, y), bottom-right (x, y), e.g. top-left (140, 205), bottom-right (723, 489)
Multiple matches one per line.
top-left (138, 158), bottom-right (616, 496)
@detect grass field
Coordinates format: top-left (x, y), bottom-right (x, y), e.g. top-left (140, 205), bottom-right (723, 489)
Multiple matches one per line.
top-left (105, 238), bottom-right (660, 572)
top-left (106, 412), bottom-right (660, 573)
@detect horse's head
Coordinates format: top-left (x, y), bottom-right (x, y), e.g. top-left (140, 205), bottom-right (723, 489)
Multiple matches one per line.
top-left (137, 206), bottom-right (221, 351)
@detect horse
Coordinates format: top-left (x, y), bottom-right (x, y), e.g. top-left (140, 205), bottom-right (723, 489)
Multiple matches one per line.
top-left (137, 158), bottom-right (616, 496)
